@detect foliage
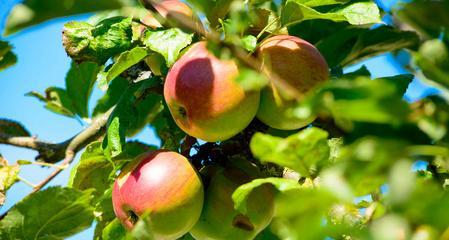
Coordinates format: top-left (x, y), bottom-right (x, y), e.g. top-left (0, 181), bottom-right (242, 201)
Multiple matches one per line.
top-left (1, 0), bottom-right (449, 239)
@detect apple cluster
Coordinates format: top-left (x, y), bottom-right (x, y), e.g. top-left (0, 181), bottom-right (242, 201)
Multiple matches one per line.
top-left (113, 1), bottom-right (330, 239)
top-left (112, 150), bottom-right (275, 240)
top-left (164, 36), bottom-right (329, 143)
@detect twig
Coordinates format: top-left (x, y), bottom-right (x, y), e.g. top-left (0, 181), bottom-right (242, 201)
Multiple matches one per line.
top-left (30, 108), bottom-right (113, 193)
top-left (0, 109), bottom-right (113, 163)
top-left (181, 136), bottom-right (197, 157)
top-left (0, 108), bottom-right (113, 220)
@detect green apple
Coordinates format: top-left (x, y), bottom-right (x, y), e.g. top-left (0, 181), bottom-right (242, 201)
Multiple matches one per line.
top-left (112, 150), bottom-right (204, 240)
top-left (164, 41), bottom-right (260, 142)
top-left (190, 162), bottom-right (274, 240)
top-left (257, 35), bottom-right (329, 130)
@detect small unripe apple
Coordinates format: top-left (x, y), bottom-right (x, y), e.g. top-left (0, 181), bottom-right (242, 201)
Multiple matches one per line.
top-left (257, 35), bottom-right (329, 130)
top-left (112, 150), bottom-right (204, 239)
top-left (164, 41), bottom-right (260, 142)
top-left (190, 162), bottom-right (274, 240)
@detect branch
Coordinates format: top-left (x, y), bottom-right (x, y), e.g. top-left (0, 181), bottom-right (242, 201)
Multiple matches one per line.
top-left (30, 108), bottom-right (113, 193)
top-left (0, 108), bottom-right (113, 220)
top-left (0, 109), bottom-right (113, 163)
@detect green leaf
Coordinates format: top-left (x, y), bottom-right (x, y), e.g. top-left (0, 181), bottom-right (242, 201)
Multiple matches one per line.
top-left (27, 87), bottom-right (77, 117)
top-left (102, 219), bottom-right (126, 240)
top-left (66, 61), bottom-right (101, 118)
top-left (68, 141), bottom-right (113, 197)
top-left (102, 79), bottom-right (162, 158)
top-left (0, 187), bottom-right (94, 239)
top-left (241, 35), bottom-right (258, 52)
top-left (152, 104), bottom-right (186, 151)
top-left (63, 17), bottom-right (133, 64)
top-left (127, 214), bottom-right (156, 240)
top-left (413, 39), bottom-right (449, 90)
top-left (339, 137), bottom-right (409, 195)
top-left (142, 28), bottom-right (193, 67)
top-left (250, 127), bottom-right (330, 176)
top-left (4, 0), bottom-right (127, 35)
top-left (232, 178), bottom-right (301, 214)
top-left (0, 40), bottom-right (17, 71)
top-left (235, 67), bottom-right (269, 91)
top-left (97, 47), bottom-right (149, 90)
top-left (317, 26), bottom-right (420, 67)
top-left (281, 0), bottom-right (380, 26)
top-left (0, 119), bottom-right (31, 136)
top-left (93, 77), bottom-right (129, 117)
top-left (292, 0), bottom-right (350, 7)
top-left (395, 0), bottom-right (449, 41)
top-left (0, 156), bottom-right (19, 206)
top-left (298, 76), bottom-right (412, 128)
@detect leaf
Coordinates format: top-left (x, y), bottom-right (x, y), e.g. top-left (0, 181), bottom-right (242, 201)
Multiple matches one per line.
top-left (0, 187), bottom-right (94, 239)
top-left (241, 35), bottom-right (258, 52)
top-left (4, 0), bottom-right (126, 35)
top-left (97, 47), bottom-right (149, 90)
top-left (292, 0), bottom-right (350, 7)
top-left (102, 79), bottom-right (162, 158)
top-left (93, 77), bottom-right (129, 117)
top-left (232, 178), bottom-right (301, 214)
top-left (395, 0), bottom-right (449, 41)
top-left (317, 25), bottom-right (420, 67)
top-left (68, 141), bottom-right (113, 198)
top-left (142, 28), bottom-right (193, 67)
top-left (235, 67), bottom-right (269, 91)
top-left (63, 17), bottom-right (133, 64)
top-left (297, 76), bottom-right (413, 129)
top-left (0, 119), bottom-right (31, 136)
top-left (127, 214), bottom-right (156, 240)
top-left (102, 219), bottom-right (126, 240)
top-left (0, 156), bottom-right (19, 206)
top-left (250, 127), bottom-right (330, 176)
top-left (281, 0), bottom-right (380, 26)
top-left (27, 87), bottom-right (77, 117)
top-left (66, 61), bottom-right (101, 118)
top-left (0, 40), bottom-right (17, 71)
top-left (152, 105), bottom-right (186, 151)
top-left (413, 39), bottom-right (449, 90)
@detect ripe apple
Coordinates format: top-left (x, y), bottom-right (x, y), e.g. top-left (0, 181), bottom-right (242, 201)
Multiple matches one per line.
top-left (164, 41), bottom-right (260, 142)
top-left (190, 162), bottom-right (275, 240)
top-left (257, 35), bottom-right (329, 130)
top-left (112, 150), bottom-right (204, 239)
top-left (140, 0), bottom-right (203, 32)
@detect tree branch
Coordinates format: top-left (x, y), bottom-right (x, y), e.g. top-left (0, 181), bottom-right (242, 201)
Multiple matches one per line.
top-left (0, 108), bottom-right (113, 220)
top-left (0, 109), bottom-right (113, 163)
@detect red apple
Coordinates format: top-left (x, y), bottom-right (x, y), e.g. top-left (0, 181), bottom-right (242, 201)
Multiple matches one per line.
top-left (257, 35), bottom-right (329, 130)
top-left (141, 0), bottom-right (203, 32)
top-left (190, 162), bottom-right (275, 240)
top-left (112, 150), bottom-right (204, 239)
top-left (164, 41), bottom-right (260, 142)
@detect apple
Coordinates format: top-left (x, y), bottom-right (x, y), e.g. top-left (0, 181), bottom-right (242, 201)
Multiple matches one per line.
top-left (190, 162), bottom-right (275, 240)
top-left (164, 41), bottom-right (260, 142)
top-left (112, 150), bottom-right (204, 239)
top-left (140, 0), bottom-right (203, 32)
top-left (256, 35), bottom-right (329, 130)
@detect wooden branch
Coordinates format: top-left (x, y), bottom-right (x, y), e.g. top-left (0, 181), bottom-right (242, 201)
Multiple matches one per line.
top-left (0, 109), bottom-right (113, 163)
top-left (30, 108), bottom-right (113, 193)
top-left (0, 108), bottom-right (113, 220)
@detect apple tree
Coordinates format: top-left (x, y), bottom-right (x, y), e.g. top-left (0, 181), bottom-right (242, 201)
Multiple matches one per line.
top-left (1, 0), bottom-right (449, 239)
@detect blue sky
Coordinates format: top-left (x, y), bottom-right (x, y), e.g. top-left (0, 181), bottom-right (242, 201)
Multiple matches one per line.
top-left (0, 0), bottom-right (434, 239)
